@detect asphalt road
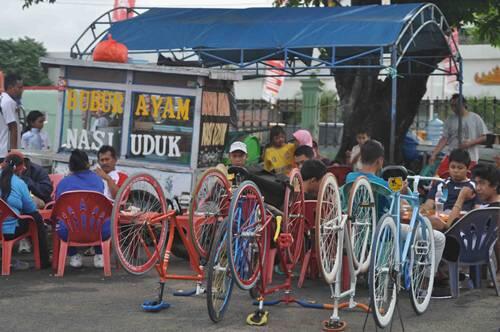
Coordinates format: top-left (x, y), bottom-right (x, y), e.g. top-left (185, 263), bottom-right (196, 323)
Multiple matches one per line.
top-left (1, 254), bottom-right (499, 332)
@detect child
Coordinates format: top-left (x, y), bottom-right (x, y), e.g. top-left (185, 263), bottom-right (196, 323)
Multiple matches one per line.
top-left (21, 110), bottom-right (50, 151)
top-left (263, 125), bottom-right (295, 175)
top-left (348, 128), bottom-right (370, 171)
top-left (420, 148), bottom-right (478, 231)
top-left (228, 141), bottom-right (247, 167)
top-left (292, 129), bottom-right (313, 148)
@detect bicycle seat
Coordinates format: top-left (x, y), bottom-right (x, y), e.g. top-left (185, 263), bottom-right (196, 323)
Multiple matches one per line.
top-left (228, 166), bottom-right (250, 179)
top-left (381, 166), bottom-right (408, 181)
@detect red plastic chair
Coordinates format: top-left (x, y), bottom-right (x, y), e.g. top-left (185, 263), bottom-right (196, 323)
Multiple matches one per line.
top-left (0, 199), bottom-right (41, 275)
top-left (44, 174), bottom-right (65, 209)
top-left (327, 165), bottom-right (352, 187)
top-left (50, 191), bottom-right (113, 277)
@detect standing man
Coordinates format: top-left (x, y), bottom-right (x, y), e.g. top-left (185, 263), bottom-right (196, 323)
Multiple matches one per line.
top-left (94, 145), bottom-right (128, 200)
top-left (0, 74), bottom-right (23, 162)
top-left (429, 94), bottom-right (488, 176)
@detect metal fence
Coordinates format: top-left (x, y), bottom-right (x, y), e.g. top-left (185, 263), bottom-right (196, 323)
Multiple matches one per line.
top-left (235, 97), bottom-right (499, 146)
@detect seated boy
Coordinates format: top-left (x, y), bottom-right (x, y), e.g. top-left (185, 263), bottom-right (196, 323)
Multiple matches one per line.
top-left (443, 163), bottom-right (499, 283)
top-left (345, 140), bottom-right (446, 277)
top-left (300, 159), bottom-right (327, 200)
top-left (263, 125), bottom-right (295, 175)
top-left (294, 145), bottom-right (314, 170)
top-left (420, 149), bottom-right (478, 231)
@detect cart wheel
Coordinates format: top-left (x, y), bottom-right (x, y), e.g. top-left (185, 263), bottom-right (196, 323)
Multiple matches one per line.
top-left (315, 173), bottom-right (343, 284)
top-left (283, 168), bottom-right (306, 268)
top-left (227, 181), bottom-right (267, 290)
top-left (347, 176), bottom-right (376, 273)
top-left (189, 168), bottom-right (231, 260)
top-left (111, 173), bottom-right (168, 275)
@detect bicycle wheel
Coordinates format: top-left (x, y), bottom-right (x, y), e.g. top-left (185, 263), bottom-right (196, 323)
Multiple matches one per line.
top-left (111, 173), bottom-right (168, 275)
top-left (206, 220), bottom-right (234, 323)
top-left (227, 181), bottom-right (267, 290)
top-left (369, 213), bottom-right (398, 328)
top-left (282, 168), bottom-right (305, 268)
top-left (189, 168), bottom-right (231, 260)
top-left (347, 176), bottom-right (376, 273)
top-left (315, 173), bottom-right (343, 284)
top-left (409, 216), bottom-right (435, 314)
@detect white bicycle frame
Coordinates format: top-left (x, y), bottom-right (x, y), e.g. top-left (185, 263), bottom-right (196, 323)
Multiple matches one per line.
top-left (327, 213), bottom-right (368, 324)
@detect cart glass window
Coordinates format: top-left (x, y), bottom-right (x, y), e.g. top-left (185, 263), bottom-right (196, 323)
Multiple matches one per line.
top-left (128, 92), bottom-right (195, 165)
top-left (59, 87), bottom-right (125, 154)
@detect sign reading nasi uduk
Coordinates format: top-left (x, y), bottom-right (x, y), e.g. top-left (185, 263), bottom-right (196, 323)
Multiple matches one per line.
top-left (61, 88), bottom-right (195, 164)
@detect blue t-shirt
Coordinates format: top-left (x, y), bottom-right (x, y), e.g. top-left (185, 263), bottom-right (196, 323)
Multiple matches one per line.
top-left (55, 170), bottom-right (105, 199)
top-left (345, 171), bottom-right (392, 218)
top-left (0, 174), bottom-right (37, 234)
top-left (427, 178), bottom-right (477, 211)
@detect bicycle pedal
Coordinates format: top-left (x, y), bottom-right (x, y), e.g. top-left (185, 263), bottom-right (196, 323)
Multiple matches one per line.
top-left (277, 233), bottom-right (293, 249)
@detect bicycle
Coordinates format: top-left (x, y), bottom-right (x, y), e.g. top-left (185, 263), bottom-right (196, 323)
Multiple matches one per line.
top-left (206, 168), bottom-right (310, 324)
top-left (110, 169), bottom-right (231, 310)
top-left (369, 166), bottom-right (443, 328)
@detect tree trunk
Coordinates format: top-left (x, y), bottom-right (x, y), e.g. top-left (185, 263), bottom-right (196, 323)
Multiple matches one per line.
top-left (335, 56), bottom-right (444, 164)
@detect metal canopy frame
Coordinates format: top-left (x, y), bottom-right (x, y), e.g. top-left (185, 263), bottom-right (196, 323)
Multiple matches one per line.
top-left (70, 4), bottom-right (463, 162)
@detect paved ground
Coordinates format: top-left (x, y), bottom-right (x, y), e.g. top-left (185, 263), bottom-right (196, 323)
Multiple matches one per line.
top-left (1, 254), bottom-right (499, 332)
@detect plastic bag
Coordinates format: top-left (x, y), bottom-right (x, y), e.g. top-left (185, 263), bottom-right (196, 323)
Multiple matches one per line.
top-left (93, 34), bottom-right (128, 63)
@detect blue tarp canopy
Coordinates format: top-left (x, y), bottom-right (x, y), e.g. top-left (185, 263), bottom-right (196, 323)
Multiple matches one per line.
top-left (104, 4), bottom-right (454, 68)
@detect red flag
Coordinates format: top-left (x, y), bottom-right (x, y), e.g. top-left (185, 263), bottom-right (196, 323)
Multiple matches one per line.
top-left (113, 0), bottom-right (136, 22)
top-left (262, 60), bottom-right (286, 104)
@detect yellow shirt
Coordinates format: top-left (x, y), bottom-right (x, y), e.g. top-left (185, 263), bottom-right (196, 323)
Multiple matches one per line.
top-left (263, 143), bottom-right (295, 175)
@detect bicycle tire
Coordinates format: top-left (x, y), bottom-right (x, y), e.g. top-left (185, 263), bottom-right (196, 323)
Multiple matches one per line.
top-left (227, 181), bottom-right (267, 290)
top-left (206, 220), bottom-right (234, 323)
top-left (369, 213), bottom-right (398, 328)
top-left (111, 173), bottom-right (168, 275)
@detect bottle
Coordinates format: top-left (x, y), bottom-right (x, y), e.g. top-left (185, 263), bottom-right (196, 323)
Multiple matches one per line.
top-left (426, 115), bottom-right (444, 145)
top-left (435, 183), bottom-right (444, 216)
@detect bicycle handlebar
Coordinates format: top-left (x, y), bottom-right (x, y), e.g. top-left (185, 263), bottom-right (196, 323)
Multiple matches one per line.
top-left (407, 175), bottom-right (445, 194)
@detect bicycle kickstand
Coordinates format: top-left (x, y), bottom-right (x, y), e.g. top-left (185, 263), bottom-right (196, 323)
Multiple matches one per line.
top-left (142, 281), bottom-right (171, 312)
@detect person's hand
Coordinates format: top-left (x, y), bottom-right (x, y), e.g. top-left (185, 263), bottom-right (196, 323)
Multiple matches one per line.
top-left (94, 167), bottom-right (111, 181)
top-left (345, 150), bottom-right (351, 159)
top-left (428, 154), bottom-right (437, 165)
top-left (459, 140), bottom-right (472, 150)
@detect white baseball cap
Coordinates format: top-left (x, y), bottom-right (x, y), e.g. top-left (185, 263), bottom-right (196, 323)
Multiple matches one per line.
top-left (229, 141), bottom-right (247, 154)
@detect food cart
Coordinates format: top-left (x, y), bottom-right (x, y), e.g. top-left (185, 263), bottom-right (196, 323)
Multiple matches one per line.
top-left (36, 57), bottom-right (241, 201)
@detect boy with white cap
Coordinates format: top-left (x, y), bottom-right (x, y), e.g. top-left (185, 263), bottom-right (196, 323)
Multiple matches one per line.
top-left (229, 141), bottom-right (247, 167)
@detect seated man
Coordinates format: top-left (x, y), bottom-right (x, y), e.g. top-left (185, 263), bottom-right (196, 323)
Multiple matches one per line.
top-left (420, 149), bottom-right (478, 231)
top-left (345, 140), bottom-right (446, 280)
top-left (94, 145), bottom-right (128, 200)
top-left (16, 157), bottom-right (53, 253)
top-left (294, 145), bottom-right (314, 170)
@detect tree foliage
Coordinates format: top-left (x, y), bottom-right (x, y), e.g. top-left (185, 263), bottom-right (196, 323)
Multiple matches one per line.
top-left (0, 38), bottom-right (51, 86)
top-left (277, 0), bottom-right (500, 47)
top-left (22, 0), bottom-right (56, 9)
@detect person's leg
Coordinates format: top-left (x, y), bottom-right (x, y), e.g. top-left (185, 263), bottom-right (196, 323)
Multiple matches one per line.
top-left (56, 222), bottom-right (77, 256)
top-left (4, 220), bottom-right (32, 269)
top-left (93, 220), bottom-right (111, 255)
top-left (25, 211), bottom-right (51, 268)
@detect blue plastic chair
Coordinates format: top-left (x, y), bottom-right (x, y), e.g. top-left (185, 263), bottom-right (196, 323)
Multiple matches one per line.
top-left (443, 207), bottom-right (500, 298)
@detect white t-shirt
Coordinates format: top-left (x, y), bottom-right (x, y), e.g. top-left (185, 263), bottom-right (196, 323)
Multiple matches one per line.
top-left (350, 144), bottom-right (363, 171)
top-left (102, 170), bottom-right (121, 200)
top-left (443, 112), bottom-right (489, 162)
top-left (0, 92), bottom-right (19, 158)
